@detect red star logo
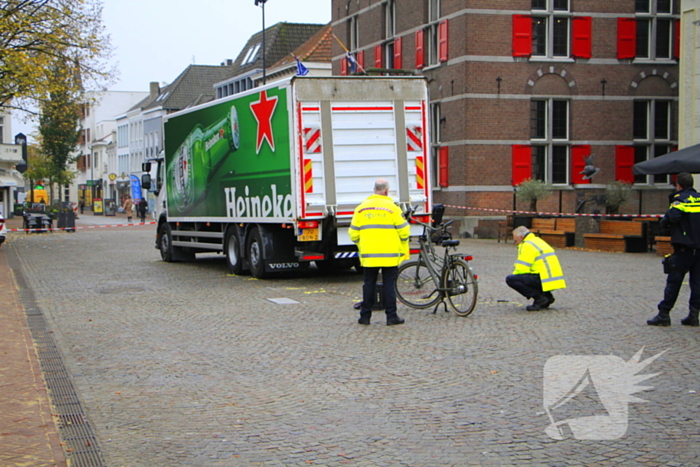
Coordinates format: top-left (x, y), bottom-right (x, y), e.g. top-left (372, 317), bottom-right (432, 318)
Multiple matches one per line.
top-left (250, 90), bottom-right (278, 154)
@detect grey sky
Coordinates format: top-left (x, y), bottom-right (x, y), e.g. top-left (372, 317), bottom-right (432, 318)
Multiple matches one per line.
top-left (12, 0), bottom-right (332, 138)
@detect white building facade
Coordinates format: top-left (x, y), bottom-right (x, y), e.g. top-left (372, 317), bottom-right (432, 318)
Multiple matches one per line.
top-left (73, 90), bottom-right (147, 210)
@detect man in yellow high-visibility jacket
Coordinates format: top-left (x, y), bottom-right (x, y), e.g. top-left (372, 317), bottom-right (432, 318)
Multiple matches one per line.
top-left (506, 225), bottom-right (567, 311)
top-left (350, 179), bottom-right (410, 325)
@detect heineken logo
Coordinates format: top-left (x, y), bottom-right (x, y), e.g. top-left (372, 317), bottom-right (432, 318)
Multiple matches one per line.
top-left (224, 184), bottom-right (293, 219)
top-left (205, 128), bottom-right (225, 152)
top-left (250, 90), bottom-right (278, 154)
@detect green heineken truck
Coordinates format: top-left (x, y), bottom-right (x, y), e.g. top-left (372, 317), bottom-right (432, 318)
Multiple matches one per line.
top-left (143, 76), bottom-right (433, 278)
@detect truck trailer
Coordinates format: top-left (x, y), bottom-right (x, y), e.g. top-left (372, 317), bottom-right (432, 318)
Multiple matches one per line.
top-left (143, 76), bottom-right (433, 278)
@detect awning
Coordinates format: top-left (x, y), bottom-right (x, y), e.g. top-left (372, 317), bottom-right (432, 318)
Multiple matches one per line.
top-left (0, 175), bottom-right (18, 187)
top-left (633, 143), bottom-right (700, 175)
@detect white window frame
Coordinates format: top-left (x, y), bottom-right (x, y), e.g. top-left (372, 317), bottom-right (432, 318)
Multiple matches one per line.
top-left (531, 0), bottom-right (571, 59)
top-left (635, 0), bottom-right (674, 61)
top-left (531, 98), bottom-right (570, 184)
top-left (348, 15), bottom-right (359, 51)
top-left (633, 99), bottom-right (674, 185)
top-left (385, 0), bottom-right (396, 39)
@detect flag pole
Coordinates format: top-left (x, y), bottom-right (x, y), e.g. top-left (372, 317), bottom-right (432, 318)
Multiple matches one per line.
top-left (332, 33), bottom-right (365, 73)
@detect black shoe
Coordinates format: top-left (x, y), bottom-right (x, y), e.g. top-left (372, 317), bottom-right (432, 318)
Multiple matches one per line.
top-left (387, 317), bottom-right (405, 326)
top-left (681, 315), bottom-right (700, 326)
top-left (526, 295), bottom-right (549, 312)
top-left (541, 292), bottom-right (555, 309)
top-left (358, 318), bottom-right (370, 325)
top-left (647, 314), bottom-right (671, 326)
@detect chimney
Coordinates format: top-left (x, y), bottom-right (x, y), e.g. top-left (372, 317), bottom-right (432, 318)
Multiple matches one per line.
top-left (226, 59), bottom-right (233, 66)
top-left (149, 81), bottom-right (160, 99)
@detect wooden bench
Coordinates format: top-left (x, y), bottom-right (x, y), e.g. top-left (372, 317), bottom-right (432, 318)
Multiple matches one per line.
top-left (533, 218), bottom-right (576, 248)
top-left (655, 236), bottom-right (673, 256)
top-left (583, 220), bottom-right (648, 253)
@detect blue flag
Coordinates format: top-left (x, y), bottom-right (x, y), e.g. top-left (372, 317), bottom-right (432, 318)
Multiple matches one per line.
top-left (346, 52), bottom-right (357, 73)
top-left (295, 57), bottom-right (309, 76)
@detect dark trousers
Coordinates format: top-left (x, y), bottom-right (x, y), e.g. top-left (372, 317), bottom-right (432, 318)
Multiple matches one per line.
top-left (505, 273), bottom-right (544, 300)
top-left (360, 266), bottom-right (399, 321)
top-left (658, 246), bottom-right (700, 313)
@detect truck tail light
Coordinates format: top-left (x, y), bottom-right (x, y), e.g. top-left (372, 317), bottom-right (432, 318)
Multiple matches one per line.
top-left (298, 220), bottom-right (318, 229)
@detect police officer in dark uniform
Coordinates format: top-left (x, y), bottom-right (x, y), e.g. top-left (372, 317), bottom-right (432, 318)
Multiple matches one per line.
top-left (648, 172), bottom-right (700, 327)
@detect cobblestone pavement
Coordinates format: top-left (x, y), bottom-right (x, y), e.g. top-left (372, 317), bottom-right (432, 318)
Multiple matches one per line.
top-left (4, 226), bottom-right (700, 466)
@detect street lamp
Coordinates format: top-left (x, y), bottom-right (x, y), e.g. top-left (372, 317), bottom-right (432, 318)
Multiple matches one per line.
top-left (255, 0), bottom-right (268, 85)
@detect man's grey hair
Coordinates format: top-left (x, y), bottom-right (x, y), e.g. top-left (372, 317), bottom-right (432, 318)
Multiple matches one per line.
top-left (374, 179), bottom-right (390, 194)
top-left (512, 226), bottom-right (529, 238)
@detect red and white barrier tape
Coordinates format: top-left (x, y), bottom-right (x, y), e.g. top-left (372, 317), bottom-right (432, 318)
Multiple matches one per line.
top-left (7, 221), bottom-right (157, 233)
top-left (444, 205), bottom-right (663, 219)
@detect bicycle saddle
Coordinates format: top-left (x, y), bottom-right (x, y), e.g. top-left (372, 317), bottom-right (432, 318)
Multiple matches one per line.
top-left (441, 239), bottom-right (460, 247)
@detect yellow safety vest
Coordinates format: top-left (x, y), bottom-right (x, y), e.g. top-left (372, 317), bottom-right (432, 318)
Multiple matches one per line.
top-left (349, 194), bottom-right (410, 267)
top-left (513, 234), bottom-right (567, 292)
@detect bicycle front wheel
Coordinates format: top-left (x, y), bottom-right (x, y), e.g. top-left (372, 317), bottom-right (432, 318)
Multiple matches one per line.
top-left (396, 260), bottom-right (441, 309)
top-left (441, 259), bottom-right (478, 316)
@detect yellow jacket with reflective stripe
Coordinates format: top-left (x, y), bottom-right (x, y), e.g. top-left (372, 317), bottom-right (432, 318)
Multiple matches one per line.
top-left (513, 233), bottom-right (567, 292)
top-left (349, 194), bottom-right (410, 267)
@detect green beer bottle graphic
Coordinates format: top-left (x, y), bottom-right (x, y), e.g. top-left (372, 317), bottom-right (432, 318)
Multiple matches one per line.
top-left (169, 106), bottom-right (239, 214)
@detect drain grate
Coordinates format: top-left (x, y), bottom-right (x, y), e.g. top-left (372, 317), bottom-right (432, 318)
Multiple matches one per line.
top-left (8, 249), bottom-right (108, 467)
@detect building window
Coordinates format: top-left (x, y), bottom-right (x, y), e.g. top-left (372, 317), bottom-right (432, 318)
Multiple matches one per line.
top-left (530, 98), bottom-right (569, 184)
top-left (427, 0), bottom-right (441, 65)
top-left (633, 100), bottom-right (673, 184)
top-left (385, 0), bottom-right (395, 39)
top-left (430, 103), bottom-right (441, 186)
top-left (242, 43), bottom-right (261, 65)
top-left (348, 15), bottom-right (359, 51)
top-left (635, 0), bottom-right (674, 60)
top-left (0, 116), bottom-right (3, 144)
top-left (532, 0), bottom-right (570, 58)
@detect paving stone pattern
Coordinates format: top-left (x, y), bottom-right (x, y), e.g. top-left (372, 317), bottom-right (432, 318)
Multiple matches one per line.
top-left (6, 227), bottom-right (700, 466)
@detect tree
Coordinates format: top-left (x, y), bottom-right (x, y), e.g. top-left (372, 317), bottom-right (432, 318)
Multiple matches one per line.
top-left (0, 0), bottom-right (114, 113)
top-left (515, 179), bottom-right (553, 213)
top-left (604, 181), bottom-right (632, 215)
top-left (38, 63), bottom-right (81, 202)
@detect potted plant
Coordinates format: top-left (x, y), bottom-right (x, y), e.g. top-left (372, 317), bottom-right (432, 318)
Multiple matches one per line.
top-left (604, 181), bottom-right (632, 215)
top-left (515, 179), bottom-right (553, 213)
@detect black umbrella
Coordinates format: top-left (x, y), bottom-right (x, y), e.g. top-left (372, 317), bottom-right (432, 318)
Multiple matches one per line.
top-left (633, 143), bottom-right (700, 175)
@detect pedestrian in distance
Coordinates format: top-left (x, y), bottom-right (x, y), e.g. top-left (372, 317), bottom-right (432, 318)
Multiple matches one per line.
top-left (647, 172), bottom-right (700, 327)
top-left (123, 195), bottom-right (133, 223)
top-left (506, 226), bottom-right (567, 311)
top-left (138, 198), bottom-right (148, 224)
top-left (349, 178), bottom-right (410, 326)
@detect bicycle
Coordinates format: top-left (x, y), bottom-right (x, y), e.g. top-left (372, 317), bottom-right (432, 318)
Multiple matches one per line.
top-left (396, 206), bottom-right (479, 316)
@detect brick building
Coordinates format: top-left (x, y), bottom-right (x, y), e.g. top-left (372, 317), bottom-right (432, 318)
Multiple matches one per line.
top-left (331, 0), bottom-right (680, 228)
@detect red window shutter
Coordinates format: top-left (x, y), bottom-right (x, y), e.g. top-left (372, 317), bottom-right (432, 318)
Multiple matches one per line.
top-left (617, 18), bottom-right (636, 59)
top-left (512, 15), bottom-right (532, 57)
top-left (374, 44), bottom-right (383, 68)
top-left (512, 145), bottom-right (532, 186)
top-left (340, 57), bottom-right (347, 76)
top-left (571, 145), bottom-right (591, 184)
top-left (415, 29), bottom-right (425, 69)
top-left (438, 20), bottom-right (449, 62)
top-left (616, 145), bottom-right (635, 183)
top-left (673, 19), bottom-right (680, 60)
top-left (572, 17), bottom-right (592, 59)
top-left (438, 147), bottom-right (449, 187)
top-left (394, 36), bottom-right (403, 69)
top-left (357, 50), bottom-right (365, 70)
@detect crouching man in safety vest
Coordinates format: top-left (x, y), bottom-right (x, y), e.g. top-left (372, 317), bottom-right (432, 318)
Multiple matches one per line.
top-left (349, 179), bottom-right (410, 326)
top-left (506, 226), bottom-right (567, 311)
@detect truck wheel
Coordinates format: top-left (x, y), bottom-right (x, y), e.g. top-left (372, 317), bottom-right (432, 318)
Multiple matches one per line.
top-left (225, 228), bottom-right (248, 275)
top-left (246, 227), bottom-right (268, 279)
top-left (159, 223), bottom-right (195, 262)
top-left (159, 223), bottom-right (174, 262)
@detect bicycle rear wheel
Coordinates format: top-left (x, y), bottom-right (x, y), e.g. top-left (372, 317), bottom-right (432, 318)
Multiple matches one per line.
top-left (441, 259), bottom-right (478, 316)
top-left (396, 260), bottom-right (441, 309)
